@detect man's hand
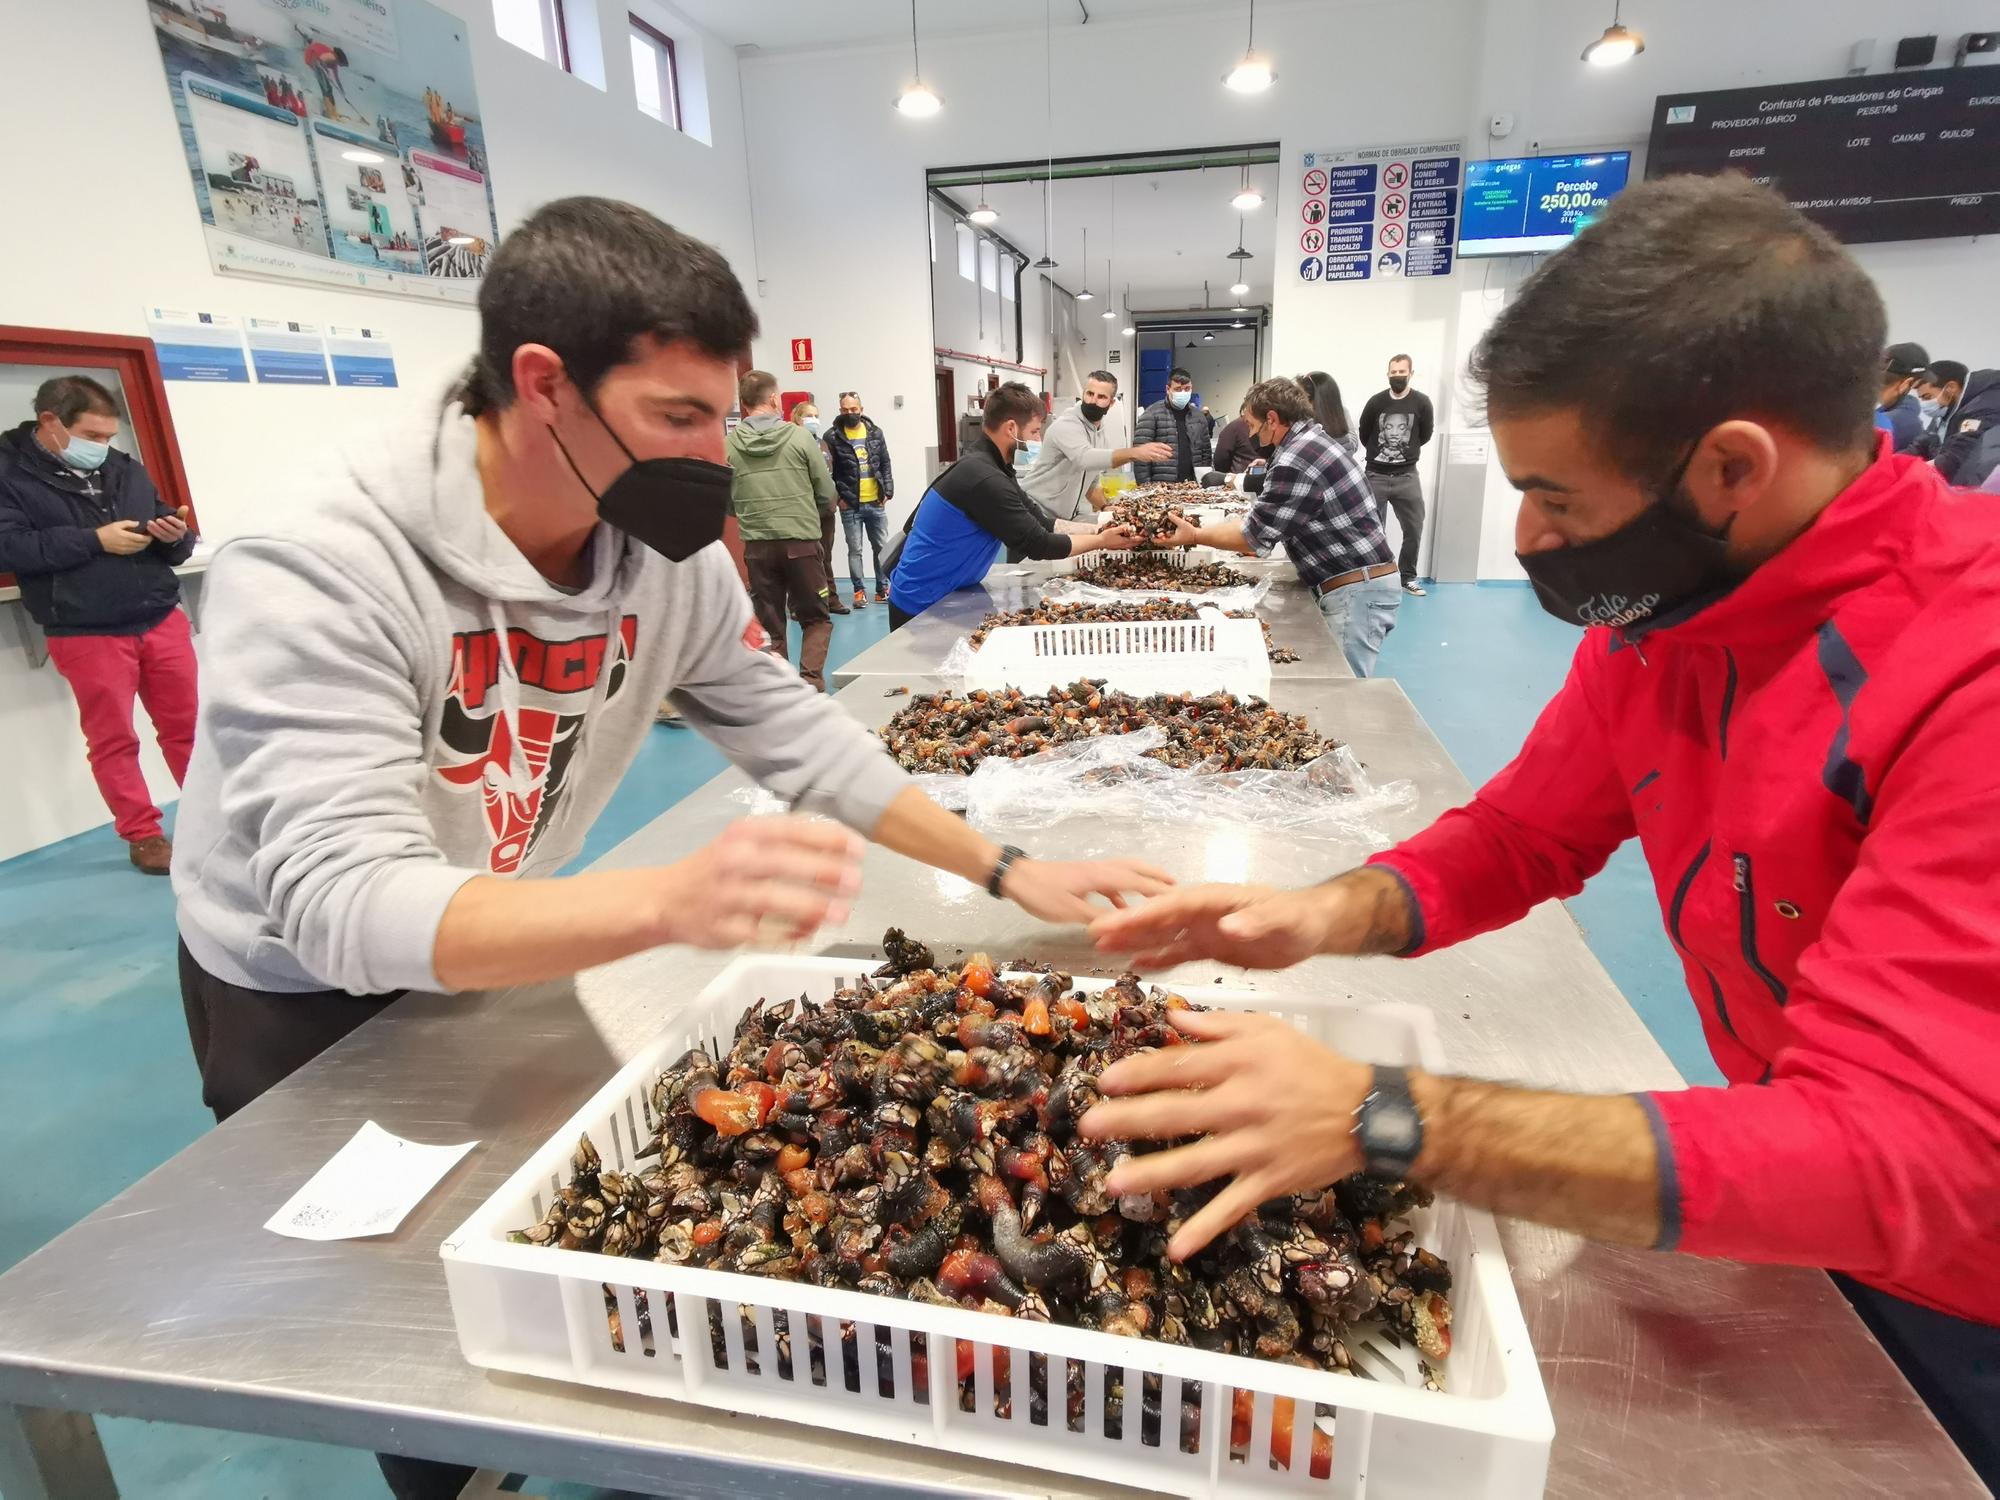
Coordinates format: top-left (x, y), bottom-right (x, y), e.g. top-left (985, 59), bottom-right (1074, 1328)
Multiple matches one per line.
top-left (1002, 857), bottom-right (1174, 923)
top-left (1161, 514), bottom-right (1205, 549)
top-left (146, 507), bottom-right (191, 545)
top-left (1080, 1008), bottom-right (1370, 1259)
top-left (1132, 442), bottom-right (1174, 464)
top-left (1095, 523), bottom-right (1143, 553)
top-left (1089, 867), bottom-right (1415, 968)
top-left (651, 816), bottom-right (864, 948)
top-left (96, 521), bottom-right (150, 556)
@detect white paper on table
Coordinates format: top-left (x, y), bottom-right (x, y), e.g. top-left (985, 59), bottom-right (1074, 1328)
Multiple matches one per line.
top-left (264, 1121), bottom-right (478, 1241)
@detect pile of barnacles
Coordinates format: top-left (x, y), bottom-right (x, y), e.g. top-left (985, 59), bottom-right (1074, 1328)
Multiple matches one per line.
top-left (513, 933), bottom-right (1453, 1455)
top-left (1080, 555), bottom-right (1254, 592)
top-left (878, 681), bottom-right (1334, 774)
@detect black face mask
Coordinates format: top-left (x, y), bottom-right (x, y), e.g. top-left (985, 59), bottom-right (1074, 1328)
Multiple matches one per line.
top-left (1515, 451), bottom-right (1735, 632)
top-left (1387, 376), bottom-right (1410, 394)
top-left (1079, 401), bottom-right (1110, 425)
top-left (549, 391), bottom-right (732, 563)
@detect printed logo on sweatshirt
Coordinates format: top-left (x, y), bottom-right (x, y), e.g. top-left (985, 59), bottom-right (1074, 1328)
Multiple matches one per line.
top-left (435, 617), bottom-right (638, 874)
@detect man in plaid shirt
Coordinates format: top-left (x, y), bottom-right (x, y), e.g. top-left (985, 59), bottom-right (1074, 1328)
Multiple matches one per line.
top-left (1166, 377), bottom-right (1401, 674)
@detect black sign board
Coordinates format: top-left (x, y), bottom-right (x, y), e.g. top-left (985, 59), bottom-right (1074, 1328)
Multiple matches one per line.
top-left (1645, 71), bottom-right (2000, 244)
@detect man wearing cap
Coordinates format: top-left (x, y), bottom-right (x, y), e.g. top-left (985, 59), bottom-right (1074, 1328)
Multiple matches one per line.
top-left (1877, 342), bottom-right (1929, 453)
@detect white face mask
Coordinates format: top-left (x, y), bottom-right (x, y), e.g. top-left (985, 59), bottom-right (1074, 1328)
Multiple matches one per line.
top-left (1918, 398), bottom-right (1942, 421)
top-left (803, 416), bottom-right (823, 438)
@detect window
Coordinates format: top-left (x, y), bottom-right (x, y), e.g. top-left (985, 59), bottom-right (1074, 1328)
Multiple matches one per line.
top-left (1000, 257), bottom-right (1017, 302)
top-left (956, 222), bottom-right (976, 282)
top-left (979, 238), bottom-right (998, 295)
top-left (494, 0), bottom-right (570, 69)
top-left (629, 15), bottom-right (681, 128)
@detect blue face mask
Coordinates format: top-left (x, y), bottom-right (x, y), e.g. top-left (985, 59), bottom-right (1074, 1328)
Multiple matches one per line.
top-left (1168, 390), bottom-right (1191, 410)
top-left (1016, 439), bottom-right (1042, 470)
top-left (803, 417), bottom-right (824, 438)
top-left (59, 432), bottom-right (111, 471)
top-left (1919, 397), bottom-right (1942, 422)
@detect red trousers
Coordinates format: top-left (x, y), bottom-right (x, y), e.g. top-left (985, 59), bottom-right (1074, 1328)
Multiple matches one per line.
top-left (45, 609), bottom-right (199, 842)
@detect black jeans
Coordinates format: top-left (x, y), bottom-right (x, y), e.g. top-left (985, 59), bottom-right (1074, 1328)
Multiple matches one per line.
top-left (1366, 469), bottom-right (1425, 585)
top-left (1834, 1273), bottom-right (2000, 1488)
top-left (178, 940), bottom-right (478, 1500)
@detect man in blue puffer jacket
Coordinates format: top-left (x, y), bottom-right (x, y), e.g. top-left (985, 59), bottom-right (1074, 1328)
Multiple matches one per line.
top-left (0, 375), bottom-right (199, 873)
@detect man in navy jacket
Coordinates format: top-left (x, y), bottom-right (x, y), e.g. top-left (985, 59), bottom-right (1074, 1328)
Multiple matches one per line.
top-left (0, 376), bottom-right (199, 873)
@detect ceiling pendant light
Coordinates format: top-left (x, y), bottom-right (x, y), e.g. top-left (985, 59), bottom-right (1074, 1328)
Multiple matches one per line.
top-left (968, 169), bottom-right (998, 225)
top-left (1202, 331), bottom-right (1216, 342)
top-left (1076, 227), bottom-right (1094, 300)
top-left (1581, 0), bottom-right (1645, 65)
top-left (1032, 0), bottom-right (1057, 267)
top-left (894, 0), bottom-right (943, 115)
top-left (1227, 219), bottom-right (1254, 262)
top-left (1231, 162), bottom-right (1264, 211)
top-left (1121, 324), bottom-right (1135, 336)
top-left (1222, 0), bottom-right (1276, 93)
top-left (1101, 260), bottom-right (1117, 317)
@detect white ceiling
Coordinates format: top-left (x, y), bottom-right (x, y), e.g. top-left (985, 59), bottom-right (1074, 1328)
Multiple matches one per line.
top-left (677, 0), bottom-right (1201, 53)
top-left (937, 165), bottom-right (1278, 313)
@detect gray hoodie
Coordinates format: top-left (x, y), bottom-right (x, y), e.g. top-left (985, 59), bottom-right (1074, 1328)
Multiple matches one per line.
top-left (173, 392), bottom-right (909, 996)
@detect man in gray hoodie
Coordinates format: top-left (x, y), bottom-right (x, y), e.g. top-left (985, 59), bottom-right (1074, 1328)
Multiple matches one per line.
top-left (172, 200), bottom-right (1167, 1131)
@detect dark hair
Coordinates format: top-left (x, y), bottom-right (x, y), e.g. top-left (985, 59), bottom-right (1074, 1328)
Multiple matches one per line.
top-left (738, 369), bottom-right (778, 409)
top-left (462, 196), bottom-right (757, 416)
top-left (983, 381), bottom-right (1043, 433)
top-left (1168, 367), bottom-right (1192, 384)
top-left (1472, 175), bottom-right (1884, 483)
top-left (1243, 377), bottom-right (1312, 428)
top-left (1388, 354), bottom-right (1413, 369)
top-left (1295, 371), bottom-right (1350, 439)
top-left (1085, 369), bottom-right (1118, 391)
top-left (34, 375), bottom-right (119, 427)
top-left (1928, 360), bottom-right (1969, 391)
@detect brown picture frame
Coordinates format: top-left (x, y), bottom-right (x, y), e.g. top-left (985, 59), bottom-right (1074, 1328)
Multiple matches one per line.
top-left (0, 325), bottom-right (200, 588)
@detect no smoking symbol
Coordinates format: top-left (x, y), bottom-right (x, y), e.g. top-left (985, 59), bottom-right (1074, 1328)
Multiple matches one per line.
top-left (1301, 227), bottom-right (1324, 253)
top-left (1303, 168), bottom-right (1328, 196)
top-left (1379, 222), bottom-right (1405, 249)
top-left (1381, 193), bottom-right (1407, 219)
top-left (1384, 162), bottom-right (1410, 190)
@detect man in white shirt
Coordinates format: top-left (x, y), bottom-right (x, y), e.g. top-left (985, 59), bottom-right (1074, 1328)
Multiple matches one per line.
top-left (1021, 370), bottom-right (1172, 521)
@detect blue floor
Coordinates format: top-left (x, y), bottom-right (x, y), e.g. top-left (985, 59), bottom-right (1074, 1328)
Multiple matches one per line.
top-left (0, 580), bottom-right (1713, 1499)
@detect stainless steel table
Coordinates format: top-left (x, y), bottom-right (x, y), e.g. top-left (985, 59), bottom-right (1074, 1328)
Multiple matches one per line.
top-left (829, 558), bottom-right (1352, 691)
top-left (0, 680), bottom-right (1978, 1498)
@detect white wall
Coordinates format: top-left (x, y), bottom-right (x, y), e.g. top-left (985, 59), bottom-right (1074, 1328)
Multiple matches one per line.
top-left (0, 0), bottom-right (758, 858)
top-left (740, 0), bottom-right (2000, 549)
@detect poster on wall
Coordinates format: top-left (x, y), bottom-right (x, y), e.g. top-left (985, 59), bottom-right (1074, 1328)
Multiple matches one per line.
top-left (147, 0), bottom-right (500, 304)
top-left (1295, 141), bottom-right (1463, 284)
top-left (328, 325), bottom-right (399, 386)
top-left (146, 307), bottom-right (251, 382)
top-left (245, 316), bottom-right (332, 383)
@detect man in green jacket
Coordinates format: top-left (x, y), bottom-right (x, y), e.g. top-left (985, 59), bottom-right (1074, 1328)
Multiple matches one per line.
top-left (728, 369), bottom-right (838, 689)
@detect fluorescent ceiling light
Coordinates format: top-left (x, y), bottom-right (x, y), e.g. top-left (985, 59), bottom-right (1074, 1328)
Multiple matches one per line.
top-left (895, 82), bottom-right (943, 115)
top-left (341, 149), bottom-right (384, 164)
top-left (1075, 287), bottom-right (1094, 301)
top-left (968, 202), bottom-right (998, 225)
top-left (1229, 281), bottom-right (1250, 297)
top-left (1101, 308), bottom-right (1117, 319)
top-left (1581, 3), bottom-right (1644, 65)
top-left (1121, 325), bottom-right (1135, 336)
top-left (1231, 187), bottom-right (1264, 211)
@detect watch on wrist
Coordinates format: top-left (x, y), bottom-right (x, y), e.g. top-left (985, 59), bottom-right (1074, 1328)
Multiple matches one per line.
top-left (1353, 1064), bottom-right (1424, 1180)
top-left (986, 844), bottom-right (1028, 899)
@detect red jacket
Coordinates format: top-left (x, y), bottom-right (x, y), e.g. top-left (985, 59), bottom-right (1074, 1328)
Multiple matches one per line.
top-left (1373, 451), bottom-right (2000, 1324)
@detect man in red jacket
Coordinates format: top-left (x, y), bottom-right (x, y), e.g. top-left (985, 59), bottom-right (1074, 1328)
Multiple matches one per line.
top-left (1081, 174), bottom-right (2000, 1487)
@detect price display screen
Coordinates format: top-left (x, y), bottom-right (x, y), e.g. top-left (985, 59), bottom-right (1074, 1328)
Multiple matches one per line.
top-left (1460, 152), bottom-right (1632, 256)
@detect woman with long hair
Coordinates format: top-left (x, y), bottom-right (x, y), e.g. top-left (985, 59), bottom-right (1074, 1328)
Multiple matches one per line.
top-left (1296, 370), bottom-right (1360, 455)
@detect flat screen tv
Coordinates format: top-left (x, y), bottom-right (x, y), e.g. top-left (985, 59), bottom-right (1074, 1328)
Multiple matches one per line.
top-left (1645, 71), bottom-right (2000, 245)
top-left (1459, 151), bottom-right (1633, 256)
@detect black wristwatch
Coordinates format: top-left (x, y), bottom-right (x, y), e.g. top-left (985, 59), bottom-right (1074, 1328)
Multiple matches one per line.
top-left (1353, 1065), bottom-right (1424, 1179)
top-left (986, 844), bottom-right (1028, 898)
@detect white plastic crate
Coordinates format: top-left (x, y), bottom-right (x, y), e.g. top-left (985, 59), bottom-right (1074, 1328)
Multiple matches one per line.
top-left (962, 613), bottom-right (1272, 697)
top-left (442, 958), bottom-right (1553, 1499)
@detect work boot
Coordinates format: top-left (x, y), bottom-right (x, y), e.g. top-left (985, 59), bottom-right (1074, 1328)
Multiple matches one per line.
top-left (853, 588), bottom-right (870, 609)
top-left (826, 590), bottom-right (851, 616)
top-left (129, 836), bottom-right (172, 875)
